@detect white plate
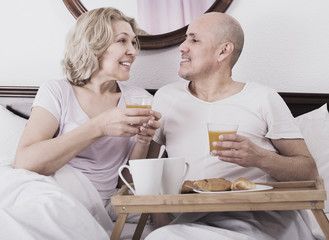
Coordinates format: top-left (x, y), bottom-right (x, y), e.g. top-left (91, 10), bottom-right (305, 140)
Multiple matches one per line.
top-left (193, 184), bottom-right (273, 194)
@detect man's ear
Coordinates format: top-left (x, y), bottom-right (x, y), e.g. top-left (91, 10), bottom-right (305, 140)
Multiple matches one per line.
top-left (218, 42), bottom-right (234, 62)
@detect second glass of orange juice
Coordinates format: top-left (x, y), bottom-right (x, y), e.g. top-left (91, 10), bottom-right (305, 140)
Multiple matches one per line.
top-left (207, 123), bottom-right (239, 152)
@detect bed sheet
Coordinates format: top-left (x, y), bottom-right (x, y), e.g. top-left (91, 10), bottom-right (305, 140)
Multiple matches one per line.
top-left (0, 160), bottom-right (110, 240)
top-left (145, 210), bottom-right (326, 240)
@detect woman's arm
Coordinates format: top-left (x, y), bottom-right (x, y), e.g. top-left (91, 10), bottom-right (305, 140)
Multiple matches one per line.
top-left (14, 107), bottom-right (101, 175)
top-left (15, 106), bottom-right (154, 175)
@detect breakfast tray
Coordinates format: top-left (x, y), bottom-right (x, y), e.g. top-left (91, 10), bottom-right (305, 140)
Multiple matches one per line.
top-left (110, 177), bottom-right (329, 240)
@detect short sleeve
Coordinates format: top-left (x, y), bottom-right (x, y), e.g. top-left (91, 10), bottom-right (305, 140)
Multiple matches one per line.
top-left (32, 79), bottom-right (65, 123)
top-left (264, 90), bottom-right (303, 139)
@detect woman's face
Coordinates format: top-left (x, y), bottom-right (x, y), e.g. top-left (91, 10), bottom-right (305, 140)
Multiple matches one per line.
top-left (98, 20), bottom-right (138, 82)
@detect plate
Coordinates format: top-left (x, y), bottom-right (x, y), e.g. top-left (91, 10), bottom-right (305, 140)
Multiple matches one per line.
top-left (193, 184), bottom-right (273, 194)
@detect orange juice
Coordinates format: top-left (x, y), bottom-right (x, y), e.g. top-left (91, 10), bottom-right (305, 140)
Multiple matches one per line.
top-left (126, 104), bottom-right (152, 109)
top-left (208, 131), bottom-right (237, 151)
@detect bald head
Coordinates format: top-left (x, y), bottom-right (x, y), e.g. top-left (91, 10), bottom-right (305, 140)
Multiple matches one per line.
top-left (194, 12), bottom-right (244, 68)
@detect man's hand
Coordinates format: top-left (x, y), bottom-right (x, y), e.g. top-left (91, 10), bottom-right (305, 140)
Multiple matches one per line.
top-left (211, 134), bottom-right (265, 168)
top-left (136, 110), bottom-right (162, 144)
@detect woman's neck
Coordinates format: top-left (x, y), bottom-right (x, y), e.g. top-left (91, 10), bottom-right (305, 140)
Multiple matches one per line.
top-left (85, 78), bottom-right (120, 96)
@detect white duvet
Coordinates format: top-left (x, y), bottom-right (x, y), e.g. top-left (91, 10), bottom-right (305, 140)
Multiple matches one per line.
top-left (0, 159), bottom-right (326, 240)
top-left (0, 161), bottom-right (111, 240)
top-left (146, 210), bottom-right (327, 240)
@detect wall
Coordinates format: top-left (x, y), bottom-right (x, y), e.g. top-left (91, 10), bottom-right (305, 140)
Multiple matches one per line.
top-left (0, 0), bottom-right (328, 93)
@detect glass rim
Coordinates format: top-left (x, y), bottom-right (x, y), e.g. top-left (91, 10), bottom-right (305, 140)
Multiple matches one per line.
top-left (207, 123), bottom-right (239, 131)
top-left (207, 123), bottom-right (239, 126)
top-left (124, 95), bottom-right (153, 99)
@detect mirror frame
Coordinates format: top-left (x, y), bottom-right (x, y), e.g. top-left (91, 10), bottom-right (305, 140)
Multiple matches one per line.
top-left (62, 0), bottom-right (233, 50)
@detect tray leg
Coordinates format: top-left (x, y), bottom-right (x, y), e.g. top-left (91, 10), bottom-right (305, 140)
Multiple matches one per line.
top-left (311, 209), bottom-right (329, 239)
top-left (110, 213), bottom-right (128, 240)
top-left (132, 213), bottom-right (150, 240)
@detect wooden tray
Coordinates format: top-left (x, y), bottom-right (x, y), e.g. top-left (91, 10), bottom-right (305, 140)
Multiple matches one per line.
top-left (110, 177), bottom-right (328, 240)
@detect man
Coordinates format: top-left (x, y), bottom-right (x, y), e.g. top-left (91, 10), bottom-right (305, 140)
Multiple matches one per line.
top-left (146, 12), bottom-right (318, 239)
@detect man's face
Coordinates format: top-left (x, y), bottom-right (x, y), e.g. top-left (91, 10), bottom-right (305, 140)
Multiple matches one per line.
top-left (178, 19), bottom-right (220, 81)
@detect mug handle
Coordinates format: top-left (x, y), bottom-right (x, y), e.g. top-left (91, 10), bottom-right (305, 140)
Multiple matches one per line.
top-left (183, 162), bottom-right (190, 179)
top-left (118, 165), bottom-right (136, 195)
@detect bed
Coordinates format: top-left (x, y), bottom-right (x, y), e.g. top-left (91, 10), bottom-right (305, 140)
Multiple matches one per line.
top-left (0, 86), bottom-right (328, 240)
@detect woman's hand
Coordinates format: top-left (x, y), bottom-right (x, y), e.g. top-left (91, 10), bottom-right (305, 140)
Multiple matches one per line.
top-left (96, 108), bottom-right (157, 137)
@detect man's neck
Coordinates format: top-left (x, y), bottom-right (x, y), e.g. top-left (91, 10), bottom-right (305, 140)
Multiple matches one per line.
top-left (188, 77), bottom-right (245, 102)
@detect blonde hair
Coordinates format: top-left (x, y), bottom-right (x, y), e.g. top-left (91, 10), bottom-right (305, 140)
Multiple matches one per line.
top-left (62, 7), bottom-right (140, 86)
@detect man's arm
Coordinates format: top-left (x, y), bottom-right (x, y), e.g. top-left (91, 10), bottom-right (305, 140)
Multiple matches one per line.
top-left (263, 138), bottom-right (318, 181)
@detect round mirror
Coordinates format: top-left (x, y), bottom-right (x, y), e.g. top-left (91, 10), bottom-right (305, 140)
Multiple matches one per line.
top-left (62, 0), bottom-right (233, 50)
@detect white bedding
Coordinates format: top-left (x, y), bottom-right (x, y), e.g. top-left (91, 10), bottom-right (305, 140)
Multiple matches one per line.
top-left (0, 158), bottom-right (153, 240)
top-left (146, 211), bottom-right (327, 240)
top-left (0, 161), bottom-right (110, 240)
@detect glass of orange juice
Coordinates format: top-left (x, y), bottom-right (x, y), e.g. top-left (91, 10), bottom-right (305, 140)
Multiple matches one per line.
top-left (124, 96), bottom-right (153, 109)
top-left (207, 123), bottom-right (239, 152)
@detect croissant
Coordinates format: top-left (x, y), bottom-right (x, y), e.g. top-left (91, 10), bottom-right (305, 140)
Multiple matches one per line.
top-left (231, 177), bottom-right (256, 191)
top-left (181, 180), bottom-right (195, 193)
top-left (193, 178), bottom-right (232, 191)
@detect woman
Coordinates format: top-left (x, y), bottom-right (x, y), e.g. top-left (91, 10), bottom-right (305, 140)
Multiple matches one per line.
top-left (14, 7), bottom-right (161, 208)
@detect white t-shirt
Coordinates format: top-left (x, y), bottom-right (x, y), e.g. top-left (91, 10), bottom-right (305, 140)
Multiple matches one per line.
top-left (152, 81), bottom-right (303, 182)
top-left (33, 78), bottom-right (152, 201)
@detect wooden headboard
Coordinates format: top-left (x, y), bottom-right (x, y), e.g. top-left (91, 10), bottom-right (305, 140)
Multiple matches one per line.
top-left (0, 86), bottom-right (328, 118)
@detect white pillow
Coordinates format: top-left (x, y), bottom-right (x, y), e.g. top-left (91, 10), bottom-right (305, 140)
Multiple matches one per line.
top-left (0, 105), bottom-right (27, 164)
top-left (295, 103), bottom-right (329, 213)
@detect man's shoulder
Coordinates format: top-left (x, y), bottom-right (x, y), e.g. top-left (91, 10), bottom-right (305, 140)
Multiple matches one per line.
top-left (247, 82), bottom-right (275, 91)
top-left (152, 81), bottom-right (187, 113)
top-left (155, 80), bottom-right (187, 97)
top-left (244, 82), bottom-right (286, 109)
top-left (245, 82), bottom-right (279, 97)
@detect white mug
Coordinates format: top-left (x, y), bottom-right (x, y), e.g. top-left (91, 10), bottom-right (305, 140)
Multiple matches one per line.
top-left (161, 157), bottom-right (190, 195)
top-left (118, 158), bottom-right (164, 195)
